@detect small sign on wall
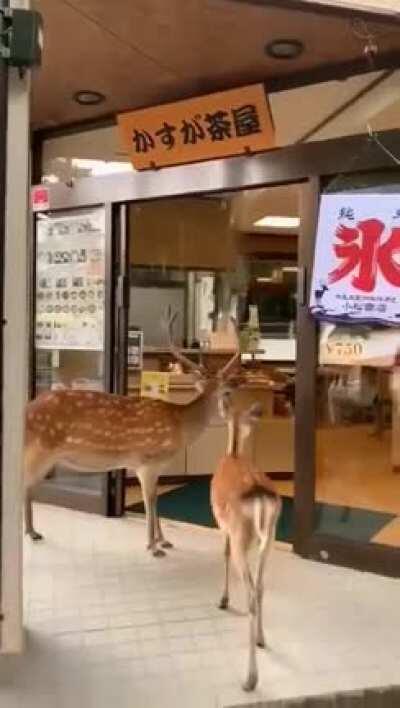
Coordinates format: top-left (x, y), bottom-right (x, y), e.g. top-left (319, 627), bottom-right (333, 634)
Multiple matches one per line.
top-left (140, 371), bottom-right (170, 399)
top-left (310, 193), bottom-right (400, 325)
top-left (118, 84), bottom-right (275, 171)
top-left (32, 185), bottom-right (49, 212)
top-left (319, 323), bottom-right (400, 367)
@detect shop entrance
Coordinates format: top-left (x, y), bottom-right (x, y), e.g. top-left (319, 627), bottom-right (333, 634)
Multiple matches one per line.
top-left (30, 129), bottom-right (400, 577)
top-left (124, 187), bottom-right (300, 541)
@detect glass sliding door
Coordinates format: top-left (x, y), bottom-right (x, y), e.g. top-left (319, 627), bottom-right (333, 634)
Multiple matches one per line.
top-left (300, 171), bottom-right (400, 576)
top-left (32, 205), bottom-right (113, 514)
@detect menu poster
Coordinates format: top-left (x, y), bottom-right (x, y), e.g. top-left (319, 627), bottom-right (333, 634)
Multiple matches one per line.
top-left (36, 208), bottom-right (106, 351)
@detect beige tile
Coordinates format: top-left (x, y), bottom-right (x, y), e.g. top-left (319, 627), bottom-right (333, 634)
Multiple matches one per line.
top-left (10, 503), bottom-right (400, 708)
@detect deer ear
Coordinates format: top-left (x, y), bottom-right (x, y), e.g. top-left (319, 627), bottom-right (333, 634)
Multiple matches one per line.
top-left (242, 402), bottom-right (263, 426)
top-left (218, 387), bottom-right (233, 419)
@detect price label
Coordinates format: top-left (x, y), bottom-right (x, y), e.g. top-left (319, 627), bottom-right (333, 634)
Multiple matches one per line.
top-left (140, 371), bottom-right (170, 399)
top-left (324, 340), bottom-right (364, 360)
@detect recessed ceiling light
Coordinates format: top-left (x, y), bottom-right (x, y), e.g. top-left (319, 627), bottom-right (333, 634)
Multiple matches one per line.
top-left (73, 90), bottom-right (105, 106)
top-left (254, 216), bottom-right (300, 229)
top-left (265, 39), bottom-right (304, 60)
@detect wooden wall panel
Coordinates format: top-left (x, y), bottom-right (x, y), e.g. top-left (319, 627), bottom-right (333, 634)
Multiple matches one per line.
top-left (129, 199), bottom-right (238, 270)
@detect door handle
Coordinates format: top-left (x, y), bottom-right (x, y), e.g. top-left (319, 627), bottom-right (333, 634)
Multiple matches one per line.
top-left (116, 274), bottom-right (129, 309)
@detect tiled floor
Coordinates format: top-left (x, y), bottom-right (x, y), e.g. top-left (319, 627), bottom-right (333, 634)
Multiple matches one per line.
top-left (1, 504), bottom-right (400, 708)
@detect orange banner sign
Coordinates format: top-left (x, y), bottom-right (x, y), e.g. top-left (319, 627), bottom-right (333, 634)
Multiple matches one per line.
top-left (118, 84), bottom-right (275, 171)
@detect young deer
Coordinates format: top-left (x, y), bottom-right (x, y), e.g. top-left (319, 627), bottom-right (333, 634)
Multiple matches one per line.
top-left (24, 311), bottom-right (240, 557)
top-left (211, 389), bottom-right (281, 692)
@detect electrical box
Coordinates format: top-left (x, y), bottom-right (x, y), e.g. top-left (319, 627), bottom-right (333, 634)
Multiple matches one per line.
top-left (1, 9), bottom-right (43, 68)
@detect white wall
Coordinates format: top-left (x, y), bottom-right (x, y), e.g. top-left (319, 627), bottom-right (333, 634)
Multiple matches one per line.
top-left (1, 0), bottom-right (30, 655)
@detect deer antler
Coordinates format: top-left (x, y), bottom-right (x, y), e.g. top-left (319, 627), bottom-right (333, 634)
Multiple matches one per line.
top-left (162, 307), bottom-right (205, 375)
top-left (217, 317), bottom-right (241, 382)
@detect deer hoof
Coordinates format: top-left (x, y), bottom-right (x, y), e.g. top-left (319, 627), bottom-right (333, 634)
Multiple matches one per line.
top-left (152, 548), bottom-right (166, 558)
top-left (243, 674), bottom-right (257, 692)
top-left (28, 531), bottom-right (43, 542)
top-left (160, 540), bottom-right (173, 549)
top-left (219, 597), bottom-right (229, 610)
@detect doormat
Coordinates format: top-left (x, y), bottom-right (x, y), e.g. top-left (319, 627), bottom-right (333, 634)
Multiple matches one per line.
top-left (226, 684), bottom-right (400, 707)
top-left (125, 478), bottom-right (395, 544)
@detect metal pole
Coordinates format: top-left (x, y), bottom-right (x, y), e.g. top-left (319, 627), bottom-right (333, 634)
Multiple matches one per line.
top-left (0, 0), bottom-right (9, 644)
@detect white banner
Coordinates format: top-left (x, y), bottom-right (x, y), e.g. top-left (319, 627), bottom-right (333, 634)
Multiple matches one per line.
top-left (36, 207), bottom-right (106, 350)
top-left (310, 193), bottom-right (400, 325)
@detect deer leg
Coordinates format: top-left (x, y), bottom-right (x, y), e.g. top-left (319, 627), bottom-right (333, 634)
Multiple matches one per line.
top-left (154, 500), bottom-right (173, 549)
top-left (232, 536), bottom-right (258, 692)
top-left (24, 489), bottom-right (43, 541)
top-left (219, 535), bottom-right (230, 610)
top-left (24, 443), bottom-right (54, 542)
top-left (255, 503), bottom-right (280, 649)
top-left (243, 567), bottom-right (257, 692)
top-left (136, 468), bottom-right (165, 558)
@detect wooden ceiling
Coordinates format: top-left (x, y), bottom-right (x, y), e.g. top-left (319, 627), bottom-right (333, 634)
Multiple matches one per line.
top-left (32, 0), bottom-right (400, 131)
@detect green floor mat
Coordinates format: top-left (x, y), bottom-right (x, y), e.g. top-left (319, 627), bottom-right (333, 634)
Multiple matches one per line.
top-left (126, 478), bottom-right (395, 544)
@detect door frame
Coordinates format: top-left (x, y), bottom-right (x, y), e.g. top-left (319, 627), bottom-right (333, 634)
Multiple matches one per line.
top-left (34, 128), bottom-right (400, 575)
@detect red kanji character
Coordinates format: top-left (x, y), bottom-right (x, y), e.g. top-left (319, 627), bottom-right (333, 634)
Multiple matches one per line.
top-left (329, 219), bottom-right (400, 292)
top-left (378, 226), bottom-right (400, 287)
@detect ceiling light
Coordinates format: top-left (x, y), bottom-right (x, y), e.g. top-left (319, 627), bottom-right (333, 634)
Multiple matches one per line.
top-left (73, 90), bottom-right (105, 106)
top-left (71, 158), bottom-right (133, 176)
top-left (265, 39), bottom-right (304, 60)
top-left (254, 216), bottom-right (300, 229)
top-left (42, 173), bottom-right (59, 184)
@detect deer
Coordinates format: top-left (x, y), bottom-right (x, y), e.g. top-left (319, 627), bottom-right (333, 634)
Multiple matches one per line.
top-left (24, 310), bottom-right (241, 557)
top-left (211, 388), bottom-right (281, 692)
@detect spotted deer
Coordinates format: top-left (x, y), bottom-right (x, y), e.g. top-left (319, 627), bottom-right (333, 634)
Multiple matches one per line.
top-left (211, 389), bottom-right (281, 691)
top-left (24, 311), bottom-right (240, 557)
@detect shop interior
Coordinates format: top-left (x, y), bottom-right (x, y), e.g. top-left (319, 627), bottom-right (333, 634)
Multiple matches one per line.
top-left (34, 179), bottom-right (400, 549)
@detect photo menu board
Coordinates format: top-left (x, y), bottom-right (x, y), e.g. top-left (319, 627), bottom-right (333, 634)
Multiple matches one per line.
top-left (36, 207), bottom-right (106, 351)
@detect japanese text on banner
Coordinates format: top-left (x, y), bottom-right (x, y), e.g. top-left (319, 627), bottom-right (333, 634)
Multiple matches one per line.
top-left (310, 193), bottom-right (400, 325)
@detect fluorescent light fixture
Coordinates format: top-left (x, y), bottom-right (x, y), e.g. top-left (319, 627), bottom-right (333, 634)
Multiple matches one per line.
top-left (265, 39), bottom-right (304, 60)
top-left (282, 266), bottom-right (299, 272)
top-left (256, 277), bottom-right (273, 283)
top-left (254, 216), bottom-right (300, 229)
top-left (73, 90), bottom-right (105, 106)
top-left (71, 158), bottom-right (133, 176)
